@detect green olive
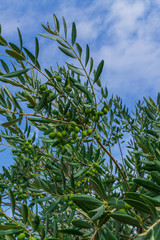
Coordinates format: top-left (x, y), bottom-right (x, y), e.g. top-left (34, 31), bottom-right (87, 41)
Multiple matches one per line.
top-left (82, 131), bottom-right (87, 137)
top-left (66, 86), bottom-right (72, 92)
top-left (49, 132), bottom-right (56, 139)
top-left (98, 111), bottom-right (104, 117)
top-left (49, 93), bottom-right (57, 100)
top-left (56, 76), bottom-right (62, 82)
top-left (103, 108), bottom-right (108, 114)
top-left (17, 233), bottom-right (25, 240)
top-left (70, 121), bottom-right (76, 127)
top-left (63, 196), bottom-right (68, 201)
top-left (87, 128), bottom-right (92, 135)
top-left (94, 115), bottom-right (99, 122)
top-left (95, 134), bottom-right (100, 140)
top-left (55, 132), bottom-right (63, 138)
top-left (39, 85), bottom-right (47, 91)
top-left (68, 200), bottom-right (73, 205)
top-left (74, 126), bottom-right (79, 133)
top-left (62, 131), bottom-right (67, 137)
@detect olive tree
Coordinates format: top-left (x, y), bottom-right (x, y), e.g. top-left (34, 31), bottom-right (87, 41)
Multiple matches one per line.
top-left (0, 14), bottom-right (160, 240)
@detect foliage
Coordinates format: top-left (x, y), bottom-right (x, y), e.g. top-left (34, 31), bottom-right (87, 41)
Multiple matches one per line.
top-left (0, 14), bottom-right (160, 240)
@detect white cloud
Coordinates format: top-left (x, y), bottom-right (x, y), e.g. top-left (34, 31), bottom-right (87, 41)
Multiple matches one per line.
top-left (110, 1), bottom-right (146, 38)
top-left (87, 0), bottom-right (160, 101)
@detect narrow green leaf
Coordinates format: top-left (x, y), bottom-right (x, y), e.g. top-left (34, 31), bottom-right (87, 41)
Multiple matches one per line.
top-left (44, 69), bottom-right (52, 78)
top-left (125, 192), bottom-right (160, 207)
top-left (151, 171), bottom-right (160, 186)
top-left (0, 35), bottom-right (7, 46)
top-left (0, 229), bottom-right (22, 236)
top-left (74, 168), bottom-right (89, 178)
top-left (3, 68), bottom-right (29, 78)
top-left (2, 85), bottom-right (22, 111)
top-left (62, 16), bottom-right (67, 39)
top-left (134, 178), bottom-right (160, 194)
top-left (35, 37), bottom-right (39, 60)
top-left (64, 100), bottom-right (71, 115)
top-left (59, 229), bottom-right (83, 236)
top-left (124, 198), bottom-right (152, 214)
top-left (53, 14), bottom-right (60, 32)
top-left (71, 22), bottom-right (77, 46)
top-left (23, 47), bottom-right (35, 64)
top-left (45, 198), bottom-right (61, 214)
top-left (76, 43), bottom-right (82, 58)
top-left (37, 92), bottom-right (48, 111)
top-left (8, 189), bottom-right (15, 216)
top-left (56, 39), bottom-right (70, 49)
top-left (25, 91), bottom-right (36, 107)
top-left (124, 158), bottom-right (134, 171)
top-left (111, 212), bottom-right (140, 227)
top-left (108, 198), bottom-right (125, 210)
top-left (41, 24), bottom-right (56, 35)
top-left (9, 43), bottom-right (21, 54)
top-left (38, 33), bottom-right (59, 41)
top-left (2, 117), bottom-right (23, 127)
top-left (104, 227), bottom-right (118, 240)
top-left (141, 196), bottom-right (158, 219)
top-left (89, 57), bottom-right (93, 75)
top-left (1, 60), bottom-right (9, 73)
top-left (72, 194), bottom-right (102, 212)
top-left (91, 205), bottom-right (106, 221)
top-left (85, 44), bottom-right (90, 67)
top-left (21, 203), bottom-right (28, 224)
top-left (32, 215), bottom-right (40, 231)
top-left (58, 46), bottom-right (76, 58)
top-left (0, 148), bottom-right (7, 152)
top-left (45, 214), bottom-right (49, 237)
top-left (66, 63), bottom-right (85, 76)
top-left (61, 169), bottom-right (66, 190)
top-left (90, 176), bottom-right (107, 200)
top-left (17, 27), bottom-right (23, 50)
top-left (5, 50), bottom-right (25, 60)
top-left (72, 220), bottom-right (92, 229)
top-left (145, 107), bottom-right (156, 120)
top-left (0, 225), bottom-right (19, 230)
top-left (94, 60), bottom-right (104, 83)
top-left (28, 118), bottom-right (57, 124)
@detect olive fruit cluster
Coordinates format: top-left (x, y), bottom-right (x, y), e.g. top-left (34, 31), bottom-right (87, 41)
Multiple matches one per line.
top-left (21, 139), bottom-right (33, 153)
top-left (39, 84), bottom-right (58, 102)
top-left (17, 233), bottom-right (37, 240)
top-left (12, 139), bottom-right (41, 164)
top-left (85, 107), bottom-right (108, 122)
top-left (63, 194), bottom-right (76, 210)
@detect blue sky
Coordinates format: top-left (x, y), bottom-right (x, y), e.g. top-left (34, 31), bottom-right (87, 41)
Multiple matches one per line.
top-left (0, 0), bottom-right (160, 168)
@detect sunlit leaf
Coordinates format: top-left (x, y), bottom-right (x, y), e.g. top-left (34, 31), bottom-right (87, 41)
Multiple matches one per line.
top-left (58, 46), bottom-right (76, 58)
top-left (76, 43), bottom-right (82, 58)
top-left (3, 68), bottom-right (29, 78)
top-left (53, 14), bottom-right (60, 32)
top-left (5, 50), bottom-right (25, 60)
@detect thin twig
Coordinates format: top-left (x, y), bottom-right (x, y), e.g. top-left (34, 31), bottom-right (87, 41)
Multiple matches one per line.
top-left (97, 139), bottom-right (129, 189)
